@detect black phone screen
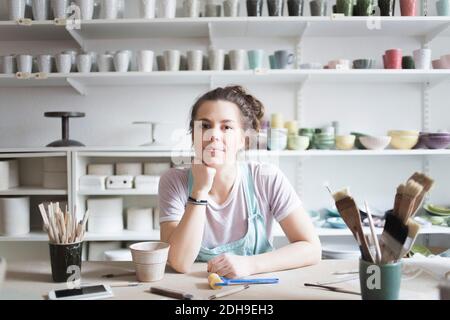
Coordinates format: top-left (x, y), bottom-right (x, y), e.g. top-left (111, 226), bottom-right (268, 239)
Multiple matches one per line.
top-left (55, 285), bottom-right (107, 298)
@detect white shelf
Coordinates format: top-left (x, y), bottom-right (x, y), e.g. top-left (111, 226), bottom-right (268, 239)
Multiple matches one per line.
top-left (2, 17), bottom-right (449, 42)
top-left (0, 187), bottom-right (67, 196)
top-left (78, 189), bottom-right (158, 196)
top-left (245, 149), bottom-right (450, 157)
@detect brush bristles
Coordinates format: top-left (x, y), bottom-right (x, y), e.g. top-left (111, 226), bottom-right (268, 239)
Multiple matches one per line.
top-left (333, 187), bottom-right (350, 202)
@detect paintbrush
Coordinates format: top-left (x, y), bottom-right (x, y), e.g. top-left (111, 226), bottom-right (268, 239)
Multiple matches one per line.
top-left (208, 285), bottom-right (250, 300)
top-left (408, 173), bottom-right (435, 217)
top-left (150, 286), bottom-right (194, 300)
top-left (380, 213), bottom-right (409, 264)
top-left (333, 189), bottom-right (374, 263)
top-left (393, 184), bottom-right (405, 216)
top-left (398, 180), bottom-right (423, 223)
top-left (398, 218), bottom-right (421, 260)
top-left (304, 283), bottom-right (360, 296)
top-left (365, 201), bottom-right (382, 264)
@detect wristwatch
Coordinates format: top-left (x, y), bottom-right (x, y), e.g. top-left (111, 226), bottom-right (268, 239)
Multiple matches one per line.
top-left (187, 196), bottom-right (208, 206)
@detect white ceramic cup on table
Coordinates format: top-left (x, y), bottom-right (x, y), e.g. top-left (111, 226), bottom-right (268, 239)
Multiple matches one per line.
top-left (55, 53), bottom-right (72, 73)
top-left (413, 48), bottom-right (432, 69)
top-left (0, 55), bottom-right (17, 74)
top-left (137, 50), bottom-right (154, 72)
top-left (114, 50), bottom-right (131, 72)
top-left (61, 50), bottom-right (78, 71)
top-left (74, 0), bottom-right (94, 20)
top-left (187, 50), bottom-right (203, 71)
top-left (229, 49), bottom-right (247, 70)
top-left (36, 54), bottom-right (54, 73)
top-left (97, 53), bottom-right (114, 72)
top-left (208, 49), bottom-right (225, 71)
top-left (101, 0), bottom-right (119, 19)
top-left (16, 54), bottom-right (33, 73)
top-left (76, 53), bottom-right (92, 73)
top-left (158, 0), bottom-right (176, 18)
top-left (7, 0), bottom-right (27, 20)
top-left (140, 0), bottom-right (156, 18)
top-left (183, 0), bottom-right (199, 17)
top-left (163, 50), bottom-right (181, 71)
top-left (31, 0), bottom-right (49, 20)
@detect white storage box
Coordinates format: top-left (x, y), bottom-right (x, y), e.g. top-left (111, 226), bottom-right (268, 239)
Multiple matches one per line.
top-left (153, 207), bottom-right (160, 230)
top-left (88, 241), bottom-right (122, 261)
top-left (144, 162), bottom-right (170, 175)
top-left (127, 207), bottom-right (153, 232)
top-left (106, 176), bottom-right (134, 189)
top-left (8, 160), bottom-right (19, 188)
top-left (87, 197), bottom-right (124, 233)
top-left (87, 164), bottom-right (114, 176)
top-left (43, 157), bottom-right (67, 172)
top-left (116, 163), bottom-right (142, 176)
top-left (79, 175), bottom-right (107, 191)
top-left (0, 196), bottom-right (30, 236)
top-left (104, 249), bottom-right (132, 261)
top-left (43, 172), bottom-right (67, 189)
top-left (135, 175), bottom-right (160, 193)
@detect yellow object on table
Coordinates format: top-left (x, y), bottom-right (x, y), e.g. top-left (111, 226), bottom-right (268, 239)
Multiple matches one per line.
top-left (271, 113), bottom-right (284, 129)
top-left (284, 121), bottom-right (298, 135)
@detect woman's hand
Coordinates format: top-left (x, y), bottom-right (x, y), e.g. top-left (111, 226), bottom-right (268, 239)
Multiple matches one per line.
top-left (207, 254), bottom-right (255, 279)
top-left (191, 159), bottom-right (216, 199)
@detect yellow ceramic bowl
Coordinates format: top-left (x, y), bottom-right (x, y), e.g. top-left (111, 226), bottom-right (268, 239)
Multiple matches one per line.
top-left (288, 135), bottom-right (310, 150)
top-left (335, 135), bottom-right (356, 150)
top-left (388, 130), bottom-right (419, 137)
top-left (389, 135), bottom-right (419, 150)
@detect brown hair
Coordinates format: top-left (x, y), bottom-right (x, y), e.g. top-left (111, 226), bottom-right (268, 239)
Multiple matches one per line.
top-left (189, 85), bottom-right (265, 132)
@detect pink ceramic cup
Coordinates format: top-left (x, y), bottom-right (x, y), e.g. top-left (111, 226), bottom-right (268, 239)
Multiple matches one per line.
top-left (432, 59), bottom-right (444, 69)
top-left (385, 49), bottom-right (402, 69)
top-left (441, 54), bottom-right (450, 69)
top-left (400, 0), bottom-right (416, 16)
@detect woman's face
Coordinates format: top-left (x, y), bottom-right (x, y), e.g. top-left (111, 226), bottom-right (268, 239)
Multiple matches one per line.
top-left (192, 100), bottom-right (245, 168)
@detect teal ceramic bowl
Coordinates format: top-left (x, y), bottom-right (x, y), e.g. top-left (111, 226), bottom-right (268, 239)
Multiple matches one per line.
top-left (326, 217), bottom-right (347, 229)
top-left (326, 207), bottom-right (340, 217)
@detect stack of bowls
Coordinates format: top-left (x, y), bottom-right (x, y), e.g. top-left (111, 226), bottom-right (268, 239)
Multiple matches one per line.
top-left (130, 242), bottom-right (170, 282)
top-left (335, 135), bottom-right (356, 150)
top-left (314, 127), bottom-right (335, 150)
top-left (299, 128), bottom-right (315, 150)
top-left (388, 130), bottom-right (420, 150)
top-left (351, 132), bottom-right (369, 149)
top-left (421, 132), bottom-right (450, 149)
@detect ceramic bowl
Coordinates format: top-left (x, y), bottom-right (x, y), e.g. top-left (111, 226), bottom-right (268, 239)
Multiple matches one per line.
top-left (299, 62), bottom-right (323, 69)
top-left (287, 135), bottom-right (310, 150)
top-left (335, 135), bottom-right (356, 150)
top-left (268, 128), bottom-right (288, 150)
top-left (388, 130), bottom-right (419, 137)
top-left (432, 59), bottom-right (445, 69)
top-left (353, 59), bottom-right (376, 69)
top-left (129, 241), bottom-right (170, 265)
top-left (422, 133), bottom-right (450, 149)
top-left (350, 132), bottom-right (369, 149)
top-left (359, 135), bottom-right (391, 150)
top-left (389, 135), bottom-right (419, 150)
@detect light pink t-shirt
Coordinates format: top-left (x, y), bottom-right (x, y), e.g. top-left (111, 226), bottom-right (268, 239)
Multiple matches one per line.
top-left (158, 161), bottom-right (303, 249)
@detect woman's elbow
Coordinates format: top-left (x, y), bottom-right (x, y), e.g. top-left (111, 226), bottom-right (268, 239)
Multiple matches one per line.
top-left (310, 241), bottom-right (322, 265)
top-left (168, 255), bottom-right (194, 274)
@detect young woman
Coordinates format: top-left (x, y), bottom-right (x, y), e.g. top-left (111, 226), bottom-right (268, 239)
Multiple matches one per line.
top-left (158, 86), bottom-right (321, 278)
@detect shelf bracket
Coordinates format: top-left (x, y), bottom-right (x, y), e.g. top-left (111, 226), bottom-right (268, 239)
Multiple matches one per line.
top-left (296, 78), bottom-right (308, 126)
top-left (66, 27), bottom-right (86, 51)
top-left (421, 82), bottom-right (430, 133)
top-left (66, 77), bottom-right (87, 96)
top-left (422, 22), bottom-right (450, 46)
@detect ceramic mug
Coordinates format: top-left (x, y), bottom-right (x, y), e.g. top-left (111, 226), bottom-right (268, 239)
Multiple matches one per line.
top-left (114, 50), bottom-right (131, 72)
top-left (183, 0), bottom-right (199, 17)
top-left (205, 4), bottom-right (222, 17)
top-left (399, 0), bottom-right (415, 16)
top-left (76, 53), bottom-right (92, 73)
top-left (359, 259), bottom-right (402, 300)
top-left (74, 0), bottom-right (95, 20)
top-left (248, 49), bottom-right (265, 69)
top-left (187, 50), bottom-right (203, 71)
top-left (208, 49), bottom-right (225, 71)
top-left (432, 59), bottom-right (444, 69)
top-left (269, 55), bottom-right (276, 69)
top-left (17, 54), bottom-right (33, 73)
top-left (268, 128), bottom-right (288, 151)
top-left (267, 0), bottom-right (284, 16)
top-left (180, 54), bottom-right (188, 71)
top-left (229, 49), bottom-right (247, 70)
top-left (436, 0), bottom-right (450, 16)
top-left (137, 50), bottom-right (154, 72)
top-left (7, 0), bottom-right (27, 20)
top-left (101, 0), bottom-right (119, 19)
top-left (223, 0), bottom-right (240, 16)
top-left (158, 0), bottom-right (176, 18)
top-left (157, 55), bottom-right (165, 71)
top-left (413, 48), bottom-right (431, 69)
top-left (274, 50), bottom-right (294, 69)
top-left (164, 50), bottom-right (181, 71)
top-left (140, 0), bottom-right (156, 18)
top-left (0, 55), bottom-right (17, 74)
top-left (309, 0), bottom-right (327, 16)
top-left (385, 49), bottom-right (402, 69)
top-left (336, 0), bottom-right (353, 16)
top-left (246, 0), bottom-right (263, 16)
top-left (97, 53), bottom-right (114, 72)
top-left (287, 0), bottom-right (304, 16)
top-left (402, 55), bottom-right (415, 69)
top-left (61, 50), bottom-right (78, 72)
top-left (36, 54), bottom-right (54, 73)
top-left (31, 0), bottom-right (49, 20)
top-left (355, 0), bottom-right (375, 16)
top-left (55, 53), bottom-right (72, 73)
top-left (378, 0), bottom-right (395, 16)
top-left (51, 0), bottom-right (69, 19)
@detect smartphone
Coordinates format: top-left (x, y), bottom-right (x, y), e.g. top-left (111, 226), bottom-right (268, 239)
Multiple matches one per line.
top-left (48, 284), bottom-right (114, 300)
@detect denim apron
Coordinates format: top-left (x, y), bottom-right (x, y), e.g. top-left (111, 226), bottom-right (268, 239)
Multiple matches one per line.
top-left (187, 162), bottom-right (273, 262)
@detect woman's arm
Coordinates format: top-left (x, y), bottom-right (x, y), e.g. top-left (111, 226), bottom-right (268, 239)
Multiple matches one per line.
top-left (208, 206), bottom-right (321, 278)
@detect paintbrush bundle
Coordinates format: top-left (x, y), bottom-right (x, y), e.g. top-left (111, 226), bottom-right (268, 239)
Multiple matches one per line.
top-left (38, 202), bottom-right (90, 244)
